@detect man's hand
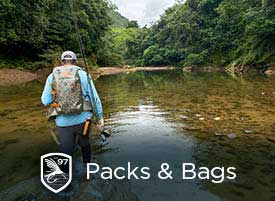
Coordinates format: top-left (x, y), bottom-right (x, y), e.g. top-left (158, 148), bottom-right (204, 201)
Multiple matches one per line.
top-left (96, 118), bottom-right (104, 132)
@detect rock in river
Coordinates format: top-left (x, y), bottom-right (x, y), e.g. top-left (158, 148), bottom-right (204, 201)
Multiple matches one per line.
top-left (243, 130), bottom-right (254, 134)
top-left (227, 134), bottom-right (237, 139)
top-left (179, 115), bottom-right (189, 120)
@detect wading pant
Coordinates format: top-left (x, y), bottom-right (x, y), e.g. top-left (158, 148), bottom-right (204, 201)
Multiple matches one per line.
top-left (57, 122), bottom-right (91, 163)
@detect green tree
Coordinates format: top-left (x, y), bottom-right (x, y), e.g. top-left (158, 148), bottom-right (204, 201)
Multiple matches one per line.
top-left (127, 0), bottom-right (275, 69)
top-left (43, 0), bottom-right (111, 64)
top-left (127, 20), bottom-right (139, 28)
top-left (0, 0), bottom-right (112, 68)
top-left (0, 0), bottom-right (50, 60)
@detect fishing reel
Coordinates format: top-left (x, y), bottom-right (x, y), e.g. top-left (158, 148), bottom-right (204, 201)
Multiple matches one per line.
top-left (96, 130), bottom-right (111, 147)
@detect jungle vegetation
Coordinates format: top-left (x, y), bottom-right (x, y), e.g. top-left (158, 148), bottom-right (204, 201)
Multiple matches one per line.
top-left (125, 0), bottom-right (275, 69)
top-left (0, 0), bottom-right (274, 70)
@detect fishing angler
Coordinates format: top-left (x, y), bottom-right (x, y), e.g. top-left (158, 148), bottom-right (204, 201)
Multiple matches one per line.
top-left (41, 0), bottom-right (110, 164)
top-left (41, 50), bottom-right (109, 163)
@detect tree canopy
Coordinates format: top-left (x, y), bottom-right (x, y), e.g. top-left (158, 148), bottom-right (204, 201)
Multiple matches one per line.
top-left (125, 0), bottom-right (275, 69)
top-left (0, 0), bottom-right (111, 68)
top-left (0, 0), bottom-right (274, 70)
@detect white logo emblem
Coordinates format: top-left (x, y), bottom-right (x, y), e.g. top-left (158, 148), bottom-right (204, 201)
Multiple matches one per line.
top-left (41, 153), bottom-right (72, 193)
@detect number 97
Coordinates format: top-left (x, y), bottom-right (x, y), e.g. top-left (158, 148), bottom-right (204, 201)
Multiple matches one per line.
top-left (58, 159), bottom-right (68, 165)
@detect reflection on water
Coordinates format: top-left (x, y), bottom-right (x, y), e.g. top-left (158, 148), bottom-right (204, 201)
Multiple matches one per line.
top-left (97, 71), bottom-right (275, 201)
top-left (0, 70), bottom-right (275, 201)
top-left (102, 104), bottom-right (219, 201)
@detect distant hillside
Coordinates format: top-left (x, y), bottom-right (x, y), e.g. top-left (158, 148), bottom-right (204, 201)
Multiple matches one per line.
top-left (108, 10), bottom-right (129, 28)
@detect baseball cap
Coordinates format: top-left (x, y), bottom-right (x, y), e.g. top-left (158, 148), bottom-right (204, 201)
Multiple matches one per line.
top-left (61, 51), bottom-right (77, 61)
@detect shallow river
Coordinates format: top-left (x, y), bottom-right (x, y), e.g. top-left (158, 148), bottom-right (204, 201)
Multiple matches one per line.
top-left (0, 70), bottom-right (275, 201)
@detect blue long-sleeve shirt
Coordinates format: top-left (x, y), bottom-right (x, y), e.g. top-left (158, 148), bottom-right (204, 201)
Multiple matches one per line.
top-left (41, 66), bottom-right (103, 127)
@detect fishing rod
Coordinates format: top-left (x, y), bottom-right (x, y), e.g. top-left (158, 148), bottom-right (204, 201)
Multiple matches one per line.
top-left (69, 0), bottom-right (111, 141)
top-left (48, 0), bottom-right (110, 147)
top-left (68, 0), bottom-right (89, 72)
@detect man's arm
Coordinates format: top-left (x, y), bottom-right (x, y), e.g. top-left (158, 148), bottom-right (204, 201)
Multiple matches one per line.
top-left (41, 74), bottom-right (53, 106)
top-left (89, 78), bottom-right (103, 120)
top-left (82, 71), bottom-right (103, 120)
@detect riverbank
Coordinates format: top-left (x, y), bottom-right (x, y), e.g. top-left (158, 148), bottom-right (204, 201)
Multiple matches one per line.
top-left (1, 65), bottom-right (275, 86)
top-left (183, 65), bottom-right (275, 75)
top-left (0, 69), bottom-right (38, 85)
top-left (0, 67), bottom-right (177, 86)
top-left (97, 66), bottom-right (177, 75)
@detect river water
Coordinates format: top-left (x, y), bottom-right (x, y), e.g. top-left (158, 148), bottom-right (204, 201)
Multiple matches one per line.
top-left (0, 70), bottom-right (275, 201)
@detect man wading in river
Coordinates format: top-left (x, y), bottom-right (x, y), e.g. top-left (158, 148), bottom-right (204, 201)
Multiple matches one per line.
top-left (41, 51), bottom-right (104, 163)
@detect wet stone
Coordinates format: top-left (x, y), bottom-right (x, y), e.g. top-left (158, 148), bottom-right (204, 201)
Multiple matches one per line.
top-left (183, 125), bottom-right (200, 131)
top-left (243, 130), bottom-right (253, 134)
top-left (227, 134), bottom-right (237, 139)
top-left (195, 114), bottom-right (202, 117)
top-left (215, 132), bottom-right (225, 136)
top-left (179, 115), bottom-right (188, 120)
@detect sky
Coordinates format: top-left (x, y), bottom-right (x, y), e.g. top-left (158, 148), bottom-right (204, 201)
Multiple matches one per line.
top-left (110, 0), bottom-right (177, 27)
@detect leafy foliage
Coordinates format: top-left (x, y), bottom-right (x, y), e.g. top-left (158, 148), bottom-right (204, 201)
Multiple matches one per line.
top-left (108, 10), bottom-right (129, 28)
top-left (0, 0), bottom-right (274, 69)
top-left (96, 12), bottom-right (141, 66)
top-left (127, 20), bottom-right (139, 29)
top-left (97, 27), bottom-right (141, 66)
top-left (126, 0), bottom-right (275, 69)
top-left (0, 0), bottom-right (111, 69)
